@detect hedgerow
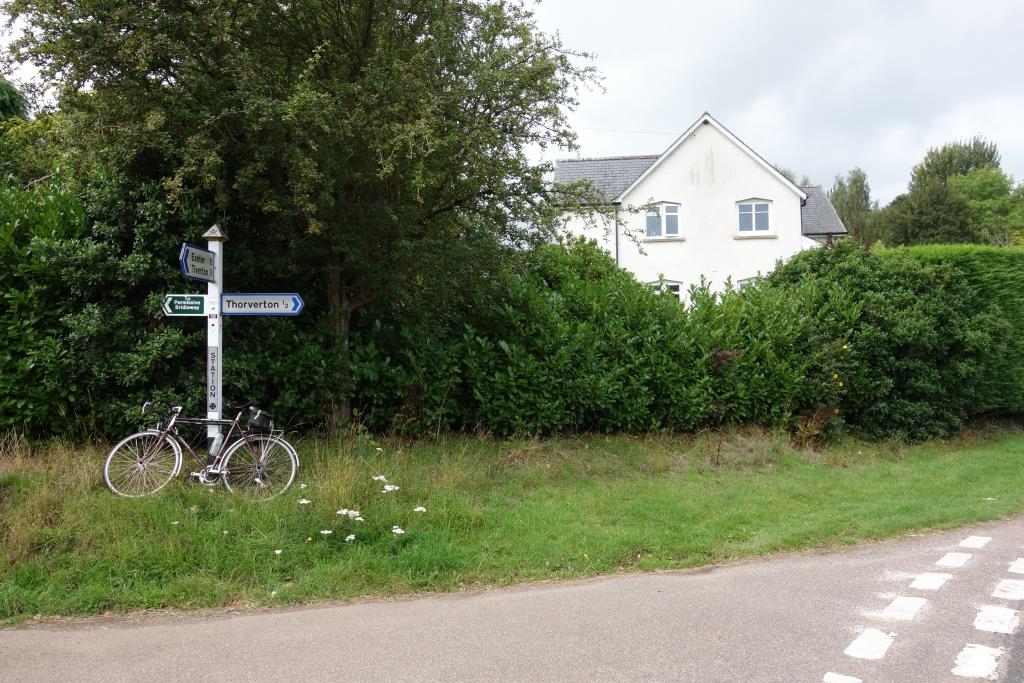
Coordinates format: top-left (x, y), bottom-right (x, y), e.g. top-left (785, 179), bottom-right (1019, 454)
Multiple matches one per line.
top-left (3, 180), bottom-right (1020, 443)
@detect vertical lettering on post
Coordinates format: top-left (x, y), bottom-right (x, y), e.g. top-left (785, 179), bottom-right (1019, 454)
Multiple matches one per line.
top-left (207, 347), bottom-right (218, 412)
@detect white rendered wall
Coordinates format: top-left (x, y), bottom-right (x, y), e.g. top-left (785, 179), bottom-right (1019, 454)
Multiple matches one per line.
top-left (562, 122), bottom-right (820, 293)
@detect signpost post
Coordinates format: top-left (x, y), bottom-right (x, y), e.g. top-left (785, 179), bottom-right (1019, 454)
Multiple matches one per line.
top-left (164, 225), bottom-right (303, 459)
top-left (202, 226), bottom-right (226, 458)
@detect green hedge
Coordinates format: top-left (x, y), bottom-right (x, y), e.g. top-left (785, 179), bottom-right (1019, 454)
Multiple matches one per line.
top-left (766, 241), bottom-right (1015, 440)
top-left (350, 239), bottom-right (846, 437)
top-left (901, 244), bottom-right (1024, 412)
top-left (4, 180), bottom-right (1021, 443)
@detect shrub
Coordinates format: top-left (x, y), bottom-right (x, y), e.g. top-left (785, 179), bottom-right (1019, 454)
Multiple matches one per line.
top-left (901, 244), bottom-right (1024, 413)
top-left (766, 240), bottom-right (1012, 441)
top-left (351, 239), bottom-right (843, 437)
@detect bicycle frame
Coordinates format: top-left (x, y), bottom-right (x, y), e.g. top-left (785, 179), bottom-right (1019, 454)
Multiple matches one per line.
top-left (150, 407), bottom-right (257, 474)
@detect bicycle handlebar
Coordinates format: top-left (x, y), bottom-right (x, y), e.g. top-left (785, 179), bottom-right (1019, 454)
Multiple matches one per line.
top-left (141, 401), bottom-right (182, 417)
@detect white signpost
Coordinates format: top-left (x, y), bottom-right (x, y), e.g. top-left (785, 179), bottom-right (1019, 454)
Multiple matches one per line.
top-left (202, 227), bottom-right (226, 456)
top-left (164, 225), bottom-right (304, 456)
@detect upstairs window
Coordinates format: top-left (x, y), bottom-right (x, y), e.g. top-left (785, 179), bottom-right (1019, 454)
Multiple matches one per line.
top-left (737, 200), bottom-right (770, 232)
top-left (645, 203), bottom-right (680, 238)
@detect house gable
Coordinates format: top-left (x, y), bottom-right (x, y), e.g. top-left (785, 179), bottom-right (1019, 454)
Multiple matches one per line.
top-left (614, 112), bottom-right (807, 204)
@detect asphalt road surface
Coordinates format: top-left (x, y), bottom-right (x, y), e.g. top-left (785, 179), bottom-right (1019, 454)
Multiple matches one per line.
top-left (6, 517), bottom-right (1024, 682)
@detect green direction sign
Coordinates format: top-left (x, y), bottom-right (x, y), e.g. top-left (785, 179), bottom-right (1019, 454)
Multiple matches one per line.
top-left (163, 294), bottom-right (207, 317)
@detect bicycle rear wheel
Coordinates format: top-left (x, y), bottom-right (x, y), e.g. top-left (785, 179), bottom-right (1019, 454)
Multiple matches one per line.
top-left (104, 430), bottom-right (182, 497)
top-left (221, 434), bottom-right (298, 501)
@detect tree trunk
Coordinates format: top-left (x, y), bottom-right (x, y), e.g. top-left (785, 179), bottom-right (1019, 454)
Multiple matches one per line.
top-left (326, 251), bottom-right (353, 432)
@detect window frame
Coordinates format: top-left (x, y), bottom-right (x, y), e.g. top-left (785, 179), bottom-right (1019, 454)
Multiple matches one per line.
top-left (644, 202), bottom-right (682, 239)
top-left (737, 277), bottom-right (760, 290)
top-left (736, 199), bottom-right (773, 234)
top-left (648, 280), bottom-right (684, 301)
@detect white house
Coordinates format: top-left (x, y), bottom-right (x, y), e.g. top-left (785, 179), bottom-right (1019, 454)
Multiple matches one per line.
top-left (554, 112), bottom-right (846, 297)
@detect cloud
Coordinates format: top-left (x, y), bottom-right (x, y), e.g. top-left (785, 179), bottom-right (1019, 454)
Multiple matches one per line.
top-left (534, 0), bottom-right (1024, 203)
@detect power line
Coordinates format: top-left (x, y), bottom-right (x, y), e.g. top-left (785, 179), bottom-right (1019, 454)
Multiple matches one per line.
top-left (577, 126), bottom-right (678, 136)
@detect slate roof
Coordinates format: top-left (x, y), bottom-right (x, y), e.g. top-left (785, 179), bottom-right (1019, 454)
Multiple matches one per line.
top-left (799, 186), bottom-right (847, 236)
top-left (552, 155), bottom-right (659, 202)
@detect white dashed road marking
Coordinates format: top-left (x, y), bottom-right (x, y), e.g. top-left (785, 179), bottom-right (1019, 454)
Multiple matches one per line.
top-left (1008, 558), bottom-right (1024, 575)
top-left (844, 628), bottom-right (895, 660)
top-left (973, 605), bottom-right (1020, 634)
top-left (951, 643), bottom-right (1003, 679)
top-left (823, 673), bottom-right (862, 683)
top-left (910, 572), bottom-right (953, 590)
top-left (880, 596), bottom-right (927, 621)
top-left (937, 552), bottom-right (973, 568)
top-left (992, 579), bottom-right (1024, 600)
top-left (959, 536), bottom-right (992, 549)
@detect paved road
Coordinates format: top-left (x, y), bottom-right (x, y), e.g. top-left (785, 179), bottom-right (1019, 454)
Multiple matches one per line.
top-left (6, 517), bottom-right (1024, 682)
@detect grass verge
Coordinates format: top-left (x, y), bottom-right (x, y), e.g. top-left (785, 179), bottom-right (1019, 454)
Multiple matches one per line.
top-left (2, 425), bottom-right (1024, 622)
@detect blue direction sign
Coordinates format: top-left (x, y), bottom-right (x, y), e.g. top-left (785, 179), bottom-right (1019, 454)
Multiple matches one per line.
top-left (179, 243), bottom-right (216, 283)
top-left (222, 293), bottom-right (304, 317)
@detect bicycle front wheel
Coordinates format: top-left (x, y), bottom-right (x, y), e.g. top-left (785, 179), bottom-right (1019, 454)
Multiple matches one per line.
top-left (221, 435), bottom-right (298, 501)
top-left (104, 430), bottom-right (182, 497)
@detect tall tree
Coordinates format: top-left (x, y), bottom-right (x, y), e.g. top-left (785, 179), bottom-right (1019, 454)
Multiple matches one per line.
top-left (879, 178), bottom-right (974, 246)
top-left (828, 168), bottom-right (875, 243)
top-left (947, 166), bottom-right (1024, 245)
top-left (910, 136), bottom-right (1000, 191)
top-left (7, 0), bottom-right (594, 425)
top-left (876, 136), bottom-right (1004, 246)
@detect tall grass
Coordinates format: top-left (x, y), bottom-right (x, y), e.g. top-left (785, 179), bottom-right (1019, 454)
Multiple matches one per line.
top-left (3, 425), bottom-right (1024, 622)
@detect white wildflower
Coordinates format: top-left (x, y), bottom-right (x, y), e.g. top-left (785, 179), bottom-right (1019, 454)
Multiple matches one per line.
top-left (375, 447), bottom-right (383, 453)
top-left (413, 506), bottom-right (426, 513)
top-left (188, 505), bottom-right (198, 513)
top-left (320, 529), bottom-right (333, 535)
top-left (392, 526), bottom-right (405, 535)
top-left (298, 498), bottom-right (311, 505)
top-left (354, 516), bottom-right (364, 522)
top-left (223, 530), bottom-right (229, 535)
top-left (271, 590), bottom-right (278, 596)
top-left (300, 483), bottom-right (307, 489)
top-left (274, 549), bottom-right (282, 555)
top-left (171, 521), bottom-right (180, 526)
top-left (336, 508), bottom-right (350, 516)
top-left (372, 474), bottom-right (387, 482)
top-left (345, 534), bottom-right (355, 542)
top-left (382, 484), bottom-right (400, 493)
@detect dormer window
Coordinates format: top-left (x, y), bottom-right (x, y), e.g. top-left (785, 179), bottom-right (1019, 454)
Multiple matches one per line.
top-left (737, 200), bottom-right (771, 232)
top-left (645, 203), bottom-right (680, 238)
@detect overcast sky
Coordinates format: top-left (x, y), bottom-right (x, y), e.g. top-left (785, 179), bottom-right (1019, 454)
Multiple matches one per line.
top-left (531, 0), bottom-right (1024, 204)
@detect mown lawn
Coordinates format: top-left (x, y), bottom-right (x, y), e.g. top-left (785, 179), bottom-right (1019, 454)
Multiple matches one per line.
top-left (2, 425), bottom-right (1024, 622)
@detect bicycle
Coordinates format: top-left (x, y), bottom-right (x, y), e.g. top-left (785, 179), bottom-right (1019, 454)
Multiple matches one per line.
top-left (103, 401), bottom-right (299, 501)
